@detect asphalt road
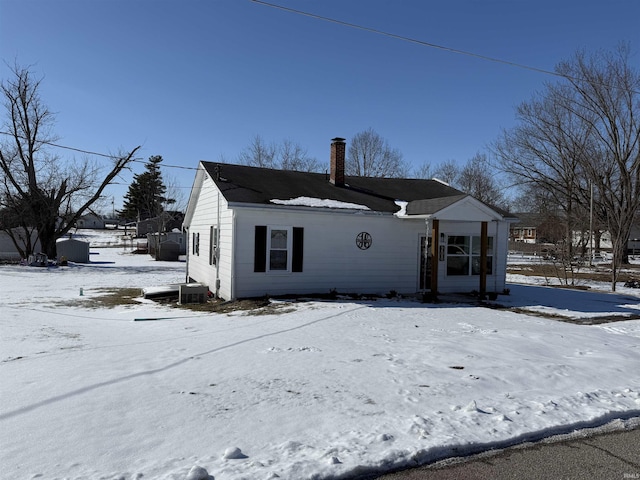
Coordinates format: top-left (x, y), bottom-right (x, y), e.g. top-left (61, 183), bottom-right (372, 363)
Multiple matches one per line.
top-left (369, 425), bottom-right (640, 480)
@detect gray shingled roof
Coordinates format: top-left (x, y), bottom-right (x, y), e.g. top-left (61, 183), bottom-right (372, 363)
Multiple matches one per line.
top-left (405, 195), bottom-right (468, 215)
top-left (201, 162), bottom-right (511, 216)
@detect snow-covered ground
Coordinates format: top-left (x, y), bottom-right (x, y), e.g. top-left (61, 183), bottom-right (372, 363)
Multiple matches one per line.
top-left (2, 230), bottom-right (640, 480)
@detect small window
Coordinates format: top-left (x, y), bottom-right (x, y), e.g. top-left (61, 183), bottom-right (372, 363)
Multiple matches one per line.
top-left (209, 226), bottom-right (218, 265)
top-left (269, 228), bottom-right (290, 271)
top-left (192, 232), bottom-right (200, 256)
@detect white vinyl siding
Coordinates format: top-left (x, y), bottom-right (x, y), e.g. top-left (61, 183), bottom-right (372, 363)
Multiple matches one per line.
top-left (185, 174), bottom-right (234, 299)
top-left (232, 207), bottom-right (426, 298)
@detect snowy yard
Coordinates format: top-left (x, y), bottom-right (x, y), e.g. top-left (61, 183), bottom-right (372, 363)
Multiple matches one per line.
top-left (2, 232), bottom-right (640, 479)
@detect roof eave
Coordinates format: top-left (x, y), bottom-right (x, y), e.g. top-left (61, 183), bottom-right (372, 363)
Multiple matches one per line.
top-left (226, 201), bottom-right (392, 215)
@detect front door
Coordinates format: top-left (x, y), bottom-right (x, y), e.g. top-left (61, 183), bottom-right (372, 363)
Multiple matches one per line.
top-left (419, 235), bottom-right (432, 291)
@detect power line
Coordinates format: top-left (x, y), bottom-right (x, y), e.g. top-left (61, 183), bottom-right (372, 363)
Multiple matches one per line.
top-left (0, 131), bottom-right (198, 171)
top-left (0, 130), bottom-right (128, 160)
top-left (251, 0), bottom-right (640, 95)
top-left (251, 0), bottom-right (565, 78)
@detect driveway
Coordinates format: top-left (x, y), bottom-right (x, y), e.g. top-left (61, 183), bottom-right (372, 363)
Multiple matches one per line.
top-left (370, 425), bottom-right (640, 480)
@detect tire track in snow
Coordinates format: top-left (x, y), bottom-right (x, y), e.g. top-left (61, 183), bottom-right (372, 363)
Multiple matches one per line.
top-left (0, 304), bottom-right (367, 421)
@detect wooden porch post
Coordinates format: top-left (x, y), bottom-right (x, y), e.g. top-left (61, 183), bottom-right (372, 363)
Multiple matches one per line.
top-left (480, 221), bottom-right (488, 297)
top-left (431, 219), bottom-right (439, 297)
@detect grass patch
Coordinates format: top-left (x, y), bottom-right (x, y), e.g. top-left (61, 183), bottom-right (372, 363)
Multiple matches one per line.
top-left (57, 288), bottom-right (144, 309)
top-left (56, 288), bottom-right (297, 314)
top-left (507, 262), bottom-right (640, 283)
top-left (169, 297), bottom-right (297, 315)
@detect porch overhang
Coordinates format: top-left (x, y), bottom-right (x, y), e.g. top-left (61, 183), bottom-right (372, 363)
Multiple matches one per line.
top-left (394, 194), bottom-right (511, 222)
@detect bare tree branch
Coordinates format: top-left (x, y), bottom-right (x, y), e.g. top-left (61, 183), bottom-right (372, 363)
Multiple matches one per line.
top-left (0, 63), bottom-right (140, 259)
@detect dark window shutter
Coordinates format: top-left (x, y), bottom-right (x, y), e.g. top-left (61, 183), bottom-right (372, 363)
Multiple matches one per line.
top-left (254, 225), bottom-right (267, 272)
top-left (292, 227), bottom-right (304, 272)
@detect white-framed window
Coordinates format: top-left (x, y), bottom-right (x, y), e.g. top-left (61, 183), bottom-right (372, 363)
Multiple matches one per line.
top-left (267, 226), bottom-right (291, 272)
top-left (446, 235), bottom-right (493, 276)
top-left (209, 226), bottom-right (219, 266)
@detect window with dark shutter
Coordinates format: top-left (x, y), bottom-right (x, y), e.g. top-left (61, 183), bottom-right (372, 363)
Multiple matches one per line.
top-left (255, 225), bottom-right (304, 273)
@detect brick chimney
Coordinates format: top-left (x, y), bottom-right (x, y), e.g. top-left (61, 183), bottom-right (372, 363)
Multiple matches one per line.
top-left (330, 137), bottom-right (346, 186)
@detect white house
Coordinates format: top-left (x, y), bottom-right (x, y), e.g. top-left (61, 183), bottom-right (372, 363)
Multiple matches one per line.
top-left (0, 228), bottom-right (41, 261)
top-left (76, 213), bottom-right (105, 229)
top-left (183, 138), bottom-right (518, 300)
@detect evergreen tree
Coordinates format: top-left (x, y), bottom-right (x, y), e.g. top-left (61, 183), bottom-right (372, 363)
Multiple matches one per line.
top-left (119, 156), bottom-right (167, 221)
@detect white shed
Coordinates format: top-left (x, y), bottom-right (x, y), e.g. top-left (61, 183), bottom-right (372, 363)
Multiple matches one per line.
top-left (56, 237), bottom-right (90, 263)
top-left (183, 138), bottom-right (518, 300)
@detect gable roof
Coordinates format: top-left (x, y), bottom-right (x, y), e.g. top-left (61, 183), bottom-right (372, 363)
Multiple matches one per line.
top-left (405, 195), bottom-right (468, 215)
top-left (202, 162), bottom-right (475, 211)
top-left (190, 162), bottom-right (516, 221)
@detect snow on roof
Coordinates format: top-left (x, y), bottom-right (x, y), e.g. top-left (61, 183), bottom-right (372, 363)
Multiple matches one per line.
top-left (270, 196), bottom-right (370, 210)
top-left (394, 200), bottom-right (408, 217)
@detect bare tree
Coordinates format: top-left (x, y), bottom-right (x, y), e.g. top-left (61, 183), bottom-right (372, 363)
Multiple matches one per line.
top-left (412, 161), bottom-right (434, 179)
top-left (494, 45), bottom-right (640, 290)
top-left (456, 153), bottom-right (505, 207)
top-left (509, 183), bottom-right (550, 214)
top-left (432, 159), bottom-right (459, 185)
top-left (163, 173), bottom-right (186, 213)
top-left (0, 63), bottom-right (140, 259)
top-left (238, 135), bottom-right (277, 169)
top-left (278, 138), bottom-right (320, 172)
top-left (346, 128), bottom-right (408, 178)
top-left (494, 87), bottom-right (589, 262)
top-left (239, 135), bottom-right (319, 172)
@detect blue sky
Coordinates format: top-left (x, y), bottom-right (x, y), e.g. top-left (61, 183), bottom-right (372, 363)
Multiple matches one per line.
top-left (1, 0), bottom-right (639, 211)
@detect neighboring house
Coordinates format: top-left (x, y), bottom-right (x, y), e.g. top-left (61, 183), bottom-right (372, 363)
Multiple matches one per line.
top-left (147, 230), bottom-right (187, 257)
top-left (136, 211), bottom-right (185, 237)
top-left (183, 138), bottom-right (518, 300)
top-left (76, 213), bottom-right (105, 229)
top-left (509, 213), bottom-right (538, 244)
top-left (0, 228), bottom-right (41, 261)
top-left (136, 218), bottom-right (159, 237)
top-left (629, 225), bottom-right (640, 255)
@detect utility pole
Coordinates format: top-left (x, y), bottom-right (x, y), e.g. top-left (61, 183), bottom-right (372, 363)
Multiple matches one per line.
top-left (589, 181), bottom-right (594, 266)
